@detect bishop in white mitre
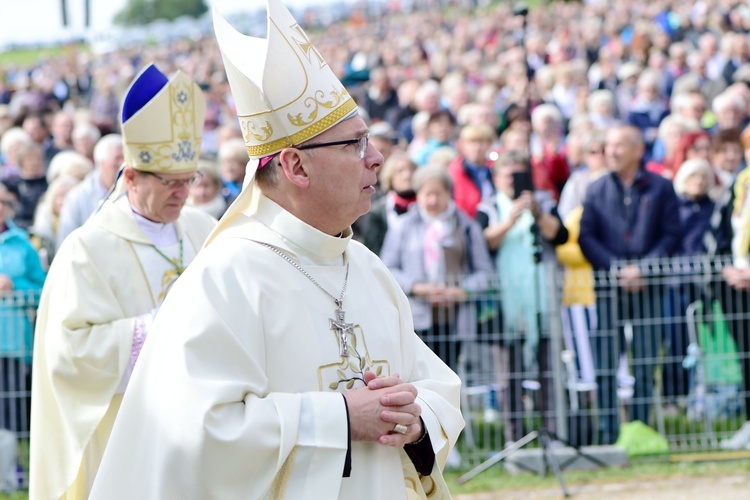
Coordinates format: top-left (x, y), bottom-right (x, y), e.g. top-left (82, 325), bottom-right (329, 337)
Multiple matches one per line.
top-left (90, 1), bottom-right (464, 499)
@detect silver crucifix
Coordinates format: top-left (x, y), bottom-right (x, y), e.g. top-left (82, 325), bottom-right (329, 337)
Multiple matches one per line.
top-left (329, 301), bottom-right (353, 357)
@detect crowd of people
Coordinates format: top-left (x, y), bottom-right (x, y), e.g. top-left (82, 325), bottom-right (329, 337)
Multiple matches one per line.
top-left (1, 0), bottom-right (750, 469)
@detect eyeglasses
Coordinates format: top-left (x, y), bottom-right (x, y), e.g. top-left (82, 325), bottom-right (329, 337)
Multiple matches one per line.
top-left (587, 149), bottom-right (605, 155)
top-left (140, 170), bottom-right (202, 189)
top-left (296, 134), bottom-right (370, 159)
top-left (0, 199), bottom-right (15, 208)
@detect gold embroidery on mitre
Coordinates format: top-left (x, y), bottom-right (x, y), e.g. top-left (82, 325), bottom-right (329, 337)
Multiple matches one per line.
top-left (290, 24), bottom-right (326, 70)
top-left (245, 136), bottom-right (294, 158)
top-left (241, 120), bottom-right (273, 143)
top-left (288, 86), bottom-right (348, 127)
top-left (243, 97), bottom-right (356, 158)
top-left (224, 13), bottom-right (356, 159)
top-left (129, 80), bottom-right (200, 172)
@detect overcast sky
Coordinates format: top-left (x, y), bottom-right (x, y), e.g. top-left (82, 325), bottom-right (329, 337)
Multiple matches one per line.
top-left (0, 0), bottom-right (349, 46)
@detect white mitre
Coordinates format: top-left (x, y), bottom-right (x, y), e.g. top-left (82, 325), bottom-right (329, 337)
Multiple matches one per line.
top-left (121, 64), bottom-right (206, 174)
top-left (105, 64), bottom-right (207, 203)
top-left (205, 0), bottom-right (359, 246)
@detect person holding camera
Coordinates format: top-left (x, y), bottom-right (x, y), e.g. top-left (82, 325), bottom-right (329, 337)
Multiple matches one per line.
top-left (476, 150), bottom-right (568, 444)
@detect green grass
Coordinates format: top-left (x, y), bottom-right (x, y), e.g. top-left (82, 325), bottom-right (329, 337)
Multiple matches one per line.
top-left (444, 456), bottom-right (750, 495)
top-left (2, 452), bottom-right (748, 499)
top-left (0, 44), bottom-right (86, 66)
top-left (0, 493), bottom-right (27, 499)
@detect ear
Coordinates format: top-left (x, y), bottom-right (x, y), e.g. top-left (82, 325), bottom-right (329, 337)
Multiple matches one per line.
top-left (123, 166), bottom-right (137, 190)
top-left (278, 148), bottom-right (310, 189)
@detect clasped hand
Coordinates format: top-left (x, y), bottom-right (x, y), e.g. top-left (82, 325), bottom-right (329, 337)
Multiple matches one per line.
top-left (617, 264), bottom-right (645, 292)
top-left (723, 266), bottom-right (750, 290)
top-left (343, 370), bottom-right (423, 447)
top-left (411, 283), bottom-right (467, 305)
top-left (0, 275), bottom-right (14, 293)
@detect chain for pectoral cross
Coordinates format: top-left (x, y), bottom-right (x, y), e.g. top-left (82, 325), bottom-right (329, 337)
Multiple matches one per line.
top-left (151, 240), bottom-right (185, 275)
top-left (260, 243), bottom-right (350, 357)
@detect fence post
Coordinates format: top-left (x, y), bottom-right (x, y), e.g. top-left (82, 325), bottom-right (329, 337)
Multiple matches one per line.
top-left (547, 261), bottom-right (568, 442)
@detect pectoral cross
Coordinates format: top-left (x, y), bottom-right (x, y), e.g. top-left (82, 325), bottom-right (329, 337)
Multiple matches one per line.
top-left (329, 301), bottom-right (353, 357)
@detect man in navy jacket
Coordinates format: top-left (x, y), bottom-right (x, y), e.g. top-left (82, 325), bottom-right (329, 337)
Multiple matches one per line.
top-left (579, 125), bottom-right (681, 444)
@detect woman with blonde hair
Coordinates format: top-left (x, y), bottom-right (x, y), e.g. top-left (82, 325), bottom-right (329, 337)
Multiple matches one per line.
top-left (0, 127), bottom-right (32, 181)
top-left (46, 151), bottom-right (94, 184)
top-left (29, 174), bottom-right (81, 268)
top-left (352, 152), bottom-right (418, 255)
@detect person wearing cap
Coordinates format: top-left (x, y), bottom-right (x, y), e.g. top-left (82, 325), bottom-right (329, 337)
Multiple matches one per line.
top-left (90, 2), bottom-right (463, 499)
top-left (29, 64), bottom-right (216, 500)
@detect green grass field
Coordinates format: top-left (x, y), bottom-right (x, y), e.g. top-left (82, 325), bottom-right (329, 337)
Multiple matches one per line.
top-left (0, 456), bottom-right (746, 499)
top-left (445, 455), bottom-right (750, 495)
top-left (0, 44), bottom-right (86, 67)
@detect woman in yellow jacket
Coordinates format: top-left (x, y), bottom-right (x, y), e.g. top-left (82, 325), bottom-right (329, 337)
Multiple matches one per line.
top-left (557, 205), bottom-right (635, 400)
top-left (556, 206), bottom-right (597, 387)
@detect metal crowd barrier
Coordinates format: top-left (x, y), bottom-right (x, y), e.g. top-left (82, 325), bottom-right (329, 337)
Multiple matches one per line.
top-left (2, 261), bottom-right (749, 472)
top-left (0, 289), bottom-right (39, 490)
top-left (410, 256), bottom-right (750, 468)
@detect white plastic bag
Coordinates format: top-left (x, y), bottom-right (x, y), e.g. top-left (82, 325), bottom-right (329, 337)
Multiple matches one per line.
top-left (0, 429), bottom-right (18, 492)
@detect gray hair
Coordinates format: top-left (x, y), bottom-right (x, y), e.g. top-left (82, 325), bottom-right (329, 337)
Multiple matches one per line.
top-left (72, 122), bottom-right (101, 143)
top-left (197, 160), bottom-right (223, 189)
top-left (412, 164), bottom-right (453, 194)
top-left (16, 141), bottom-right (43, 166)
top-left (670, 91), bottom-right (693, 114)
top-left (713, 91), bottom-right (745, 114)
top-left (531, 103), bottom-right (563, 129)
top-left (610, 125), bottom-right (645, 148)
top-left (587, 90), bottom-right (615, 113)
top-left (0, 127), bottom-right (32, 157)
top-left (93, 134), bottom-right (123, 165)
top-left (673, 158), bottom-right (714, 196)
top-left (218, 137), bottom-right (249, 162)
top-left (492, 150), bottom-right (530, 173)
top-left (47, 151), bottom-right (94, 183)
top-left (637, 69), bottom-right (661, 91)
top-left (584, 130), bottom-right (607, 150)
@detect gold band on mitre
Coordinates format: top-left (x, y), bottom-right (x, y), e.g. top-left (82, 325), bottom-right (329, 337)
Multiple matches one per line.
top-left (121, 67), bottom-right (206, 174)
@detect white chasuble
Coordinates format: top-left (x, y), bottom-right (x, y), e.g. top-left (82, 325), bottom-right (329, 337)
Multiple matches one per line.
top-left (29, 196), bottom-right (216, 500)
top-left (89, 194), bottom-right (464, 499)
